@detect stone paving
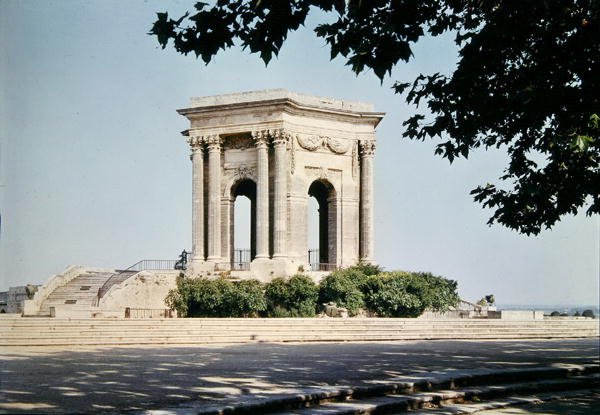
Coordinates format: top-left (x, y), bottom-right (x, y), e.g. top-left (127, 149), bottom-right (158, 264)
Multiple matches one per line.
top-left (0, 338), bottom-right (598, 414)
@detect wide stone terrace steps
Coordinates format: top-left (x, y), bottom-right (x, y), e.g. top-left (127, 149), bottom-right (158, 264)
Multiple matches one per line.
top-left (36, 270), bottom-right (114, 316)
top-left (0, 318), bottom-right (597, 347)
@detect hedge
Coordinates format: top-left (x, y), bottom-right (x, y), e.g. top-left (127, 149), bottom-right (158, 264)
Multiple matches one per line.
top-left (166, 264), bottom-right (459, 318)
top-left (264, 274), bottom-right (319, 317)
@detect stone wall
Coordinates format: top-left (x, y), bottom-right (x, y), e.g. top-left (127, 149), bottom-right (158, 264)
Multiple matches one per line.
top-left (98, 270), bottom-right (179, 315)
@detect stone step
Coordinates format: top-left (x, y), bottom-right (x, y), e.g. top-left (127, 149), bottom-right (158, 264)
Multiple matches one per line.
top-left (3, 328), bottom-right (596, 338)
top-left (269, 375), bottom-right (600, 414)
top-left (1, 323), bottom-right (594, 331)
top-left (1, 321), bottom-right (597, 333)
top-left (1, 317), bottom-right (595, 324)
top-left (141, 365), bottom-right (599, 415)
top-left (1, 332), bottom-right (597, 347)
top-left (2, 325), bottom-right (596, 334)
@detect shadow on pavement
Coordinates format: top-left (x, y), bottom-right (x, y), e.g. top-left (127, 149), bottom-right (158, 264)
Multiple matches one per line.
top-left (0, 338), bottom-right (598, 413)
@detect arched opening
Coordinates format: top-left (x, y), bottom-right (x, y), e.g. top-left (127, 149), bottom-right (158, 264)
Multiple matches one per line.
top-left (231, 178), bottom-right (256, 269)
top-left (307, 180), bottom-right (337, 271)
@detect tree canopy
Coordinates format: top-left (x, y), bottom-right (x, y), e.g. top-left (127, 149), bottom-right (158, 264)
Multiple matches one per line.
top-left (150, 0), bottom-right (599, 235)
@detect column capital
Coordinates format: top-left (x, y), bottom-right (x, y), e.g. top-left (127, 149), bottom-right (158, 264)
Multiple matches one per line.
top-left (205, 134), bottom-right (222, 151)
top-left (270, 128), bottom-right (290, 146)
top-left (251, 130), bottom-right (269, 147)
top-left (359, 140), bottom-right (376, 156)
top-left (187, 135), bottom-right (204, 149)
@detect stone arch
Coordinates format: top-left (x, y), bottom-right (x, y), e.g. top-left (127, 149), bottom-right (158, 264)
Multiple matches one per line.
top-left (307, 179), bottom-right (337, 269)
top-left (230, 178), bottom-right (257, 267)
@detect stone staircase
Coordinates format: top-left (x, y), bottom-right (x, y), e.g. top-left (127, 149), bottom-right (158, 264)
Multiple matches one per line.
top-left (0, 317), bottom-right (597, 347)
top-left (36, 270), bottom-right (115, 316)
top-left (193, 365), bottom-right (600, 415)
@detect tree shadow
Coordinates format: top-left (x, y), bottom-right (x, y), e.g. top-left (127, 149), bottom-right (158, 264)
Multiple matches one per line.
top-left (0, 339), bottom-right (598, 413)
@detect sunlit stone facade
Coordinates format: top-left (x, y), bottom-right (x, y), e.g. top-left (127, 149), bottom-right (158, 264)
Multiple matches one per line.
top-left (178, 89), bottom-right (384, 279)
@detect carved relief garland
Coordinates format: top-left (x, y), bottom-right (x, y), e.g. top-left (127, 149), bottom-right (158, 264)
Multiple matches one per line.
top-left (297, 134), bottom-right (322, 151)
top-left (326, 137), bottom-right (350, 154)
top-left (296, 134), bottom-right (350, 154)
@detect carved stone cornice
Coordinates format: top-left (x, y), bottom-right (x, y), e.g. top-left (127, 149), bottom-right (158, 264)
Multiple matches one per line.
top-left (359, 140), bottom-right (376, 156)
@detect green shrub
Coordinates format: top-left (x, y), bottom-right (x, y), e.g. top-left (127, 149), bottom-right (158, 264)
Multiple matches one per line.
top-left (265, 275), bottom-right (319, 317)
top-left (231, 279), bottom-right (267, 317)
top-left (165, 277), bottom-right (266, 317)
top-left (165, 275), bottom-right (194, 317)
top-left (414, 272), bottom-right (460, 312)
top-left (550, 311), bottom-right (560, 316)
top-left (165, 266), bottom-right (460, 319)
top-left (352, 261), bottom-right (383, 277)
top-left (363, 271), bottom-right (459, 317)
top-left (363, 272), bottom-right (424, 317)
top-left (582, 309), bottom-right (595, 318)
top-left (318, 268), bottom-right (366, 316)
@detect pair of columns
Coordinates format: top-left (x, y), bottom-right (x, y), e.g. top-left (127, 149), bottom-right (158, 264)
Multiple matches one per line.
top-left (188, 130), bottom-right (288, 264)
top-left (188, 131), bottom-right (376, 266)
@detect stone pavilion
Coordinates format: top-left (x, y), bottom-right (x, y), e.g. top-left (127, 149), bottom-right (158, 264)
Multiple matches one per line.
top-left (178, 90), bottom-right (384, 279)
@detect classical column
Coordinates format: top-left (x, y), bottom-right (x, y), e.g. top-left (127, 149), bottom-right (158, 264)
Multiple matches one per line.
top-left (206, 135), bottom-right (222, 262)
top-left (272, 129), bottom-right (288, 258)
top-left (253, 130), bottom-right (269, 259)
top-left (359, 140), bottom-right (376, 263)
top-left (188, 136), bottom-right (204, 261)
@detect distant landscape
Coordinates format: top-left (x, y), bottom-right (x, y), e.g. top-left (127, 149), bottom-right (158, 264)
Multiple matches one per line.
top-left (498, 304), bottom-right (599, 315)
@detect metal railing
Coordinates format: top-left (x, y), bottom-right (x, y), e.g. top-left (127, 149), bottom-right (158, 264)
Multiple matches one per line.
top-left (125, 307), bottom-right (174, 318)
top-left (307, 249), bottom-right (337, 271)
top-left (309, 263), bottom-right (338, 272)
top-left (215, 250), bottom-right (253, 271)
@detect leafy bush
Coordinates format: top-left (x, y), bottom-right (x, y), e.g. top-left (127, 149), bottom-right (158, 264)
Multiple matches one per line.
top-left (166, 265), bottom-right (460, 319)
top-left (165, 276), bottom-right (266, 317)
top-left (550, 311), bottom-right (561, 316)
top-left (582, 309), bottom-right (595, 318)
top-left (363, 272), bottom-right (459, 317)
top-left (414, 272), bottom-right (460, 312)
top-left (352, 261), bottom-right (383, 277)
top-left (231, 279), bottom-right (267, 317)
top-left (265, 275), bottom-right (319, 317)
top-left (318, 268), bottom-right (366, 316)
top-left (363, 272), bottom-right (424, 317)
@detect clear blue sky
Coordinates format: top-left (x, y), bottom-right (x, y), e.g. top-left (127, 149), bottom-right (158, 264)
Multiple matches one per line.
top-left (1, 1), bottom-right (598, 306)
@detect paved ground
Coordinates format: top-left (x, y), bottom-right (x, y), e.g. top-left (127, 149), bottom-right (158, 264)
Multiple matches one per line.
top-left (0, 338), bottom-right (598, 414)
top-left (474, 391), bottom-right (600, 414)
